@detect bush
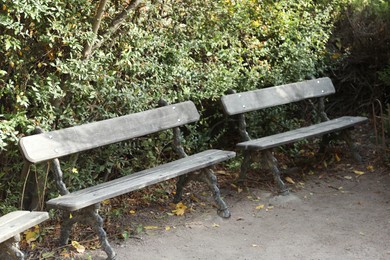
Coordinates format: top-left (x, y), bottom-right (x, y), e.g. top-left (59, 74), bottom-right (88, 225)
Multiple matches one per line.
top-left (327, 0), bottom-right (390, 114)
top-left (0, 0), bottom-right (340, 213)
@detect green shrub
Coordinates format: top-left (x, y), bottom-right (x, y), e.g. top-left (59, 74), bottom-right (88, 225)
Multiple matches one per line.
top-left (0, 0), bottom-right (341, 213)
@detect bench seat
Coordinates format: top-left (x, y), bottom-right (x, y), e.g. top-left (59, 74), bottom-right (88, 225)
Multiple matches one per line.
top-left (0, 211), bottom-right (49, 244)
top-left (47, 149), bottom-right (235, 211)
top-left (237, 116), bottom-right (367, 150)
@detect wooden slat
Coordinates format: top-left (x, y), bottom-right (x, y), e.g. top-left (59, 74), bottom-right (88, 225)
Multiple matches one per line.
top-left (237, 116), bottom-right (367, 150)
top-left (221, 77), bottom-right (335, 115)
top-left (46, 149), bottom-right (236, 211)
top-left (0, 211), bottom-right (49, 244)
top-left (19, 101), bottom-right (200, 163)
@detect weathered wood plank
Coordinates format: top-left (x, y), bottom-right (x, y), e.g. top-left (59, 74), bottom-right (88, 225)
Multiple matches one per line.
top-left (237, 116), bottom-right (367, 150)
top-left (221, 77), bottom-right (335, 115)
top-left (46, 149), bottom-right (236, 211)
top-left (0, 211), bottom-right (49, 244)
top-left (19, 101), bottom-right (199, 163)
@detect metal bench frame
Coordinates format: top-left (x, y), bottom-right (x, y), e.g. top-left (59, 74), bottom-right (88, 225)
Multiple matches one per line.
top-left (221, 77), bottom-right (367, 194)
top-left (19, 100), bottom-right (235, 259)
top-left (0, 211), bottom-right (49, 260)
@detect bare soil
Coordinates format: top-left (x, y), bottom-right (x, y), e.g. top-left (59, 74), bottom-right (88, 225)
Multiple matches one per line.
top-left (83, 124), bottom-right (390, 260)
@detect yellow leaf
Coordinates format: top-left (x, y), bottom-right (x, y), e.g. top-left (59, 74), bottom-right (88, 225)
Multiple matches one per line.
top-left (129, 210), bottom-right (136, 214)
top-left (335, 153), bottom-right (341, 162)
top-left (71, 241), bottom-right (85, 253)
top-left (25, 230), bottom-right (38, 244)
top-left (172, 202), bottom-right (187, 216)
top-left (285, 176), bottom-right (295, 184)
top-left (102, 199), bottom-right (110, 205)
top-left (255, 204), bottom-right (265, 210)
top-left (71, 168), bottom-right (78, 174)
top-left (165, 226), bottom-right (171, 231)
top-left (353, 170), bottom-right (365, 175)
top-left (212, 223), bottom-right (220, 227)
top-left (144, 226), bottom-right (159, 230)
top-left (344, 176), bottom-right (353, 180)
top-left (69, 213), bottom-right (72, 219)
top-left (367, 165), bottom-right (374, 172)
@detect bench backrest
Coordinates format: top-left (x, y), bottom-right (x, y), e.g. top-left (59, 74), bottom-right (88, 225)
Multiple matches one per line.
top-left (19, 101), bottom-right (199, 163)
top-left (221, 77), bottom-right (335, 115)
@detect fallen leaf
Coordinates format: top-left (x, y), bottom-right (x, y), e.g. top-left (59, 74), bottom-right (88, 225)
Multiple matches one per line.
top-left (71, 240), bottom-right (85, 253)
top-left (102, 199), bottom-right (110, 205)
top-left (129, 210), bottom-right (136, 214)
top-left (335, 153), bottom-right (341, 162)
top-left (353, 170), bottom-right (365, 175)
top-left (230, 183), bottom-right (238, 189)
top-left (285, 176), bottom-right (295, 184)
top-left (172, 202), bottom-right (187, 216)
top-left (344, 176), bottom-right (353, 180)
top-left (215, 170), bottom-right (229, 175)
top-left (42, 252), bottom-right (55, 258)
top-left (144, 226), bottom-right (159, 230)
top-left (25, 230), bottom-right (38, 244)
top-left (190, 194), bottom-right (200, 202)
top-left (121, 231), bottom-right (129, 239)
top-left (165, 226), bottom-right (171, 231)
top-left (367, 165), bottom-right (374, 171)
top-left (255, 204), bottom-right (265, 210)
top-left (212, 223), bottom-right (220, 227)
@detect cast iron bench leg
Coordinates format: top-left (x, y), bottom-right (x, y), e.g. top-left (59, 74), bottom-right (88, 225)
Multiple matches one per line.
top-left (85, 205), bottom-right (116, 260)
top-left (199, 168), bottom-right (231, 218)
top-left (239, 150), bottom-right (252, 183)
top-left (0, 235), bottom-right (24, 260)
top-left (173, 170), bottom-right (231, 218)
top-left (264, 150), bottom-right (289, 195)
top-left (59, 211), bottom-right (77, 246)
top-left (173, 175), bottom-right (191, 203)
top-left (341, 129), bottom-right (363, 162)
top-left (59, 205), bottom-right (116, 260)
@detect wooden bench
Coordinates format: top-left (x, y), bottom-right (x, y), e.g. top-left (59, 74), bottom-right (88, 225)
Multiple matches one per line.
top-left (18, 100), bottom-right (236, 259)
top-left (0, 210), bottom-right (49, 260)
top-left (221, 77), bottom-right (367, 194)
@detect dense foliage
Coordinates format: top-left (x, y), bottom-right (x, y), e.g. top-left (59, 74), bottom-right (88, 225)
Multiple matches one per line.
top-left (0, 0), bottom-right (353, 213)
top-left (329, 0), bottom-right (390, 114)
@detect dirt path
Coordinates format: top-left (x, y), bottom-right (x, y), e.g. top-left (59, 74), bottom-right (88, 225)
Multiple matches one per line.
top-left (87, 166), bottom-right (389, 260)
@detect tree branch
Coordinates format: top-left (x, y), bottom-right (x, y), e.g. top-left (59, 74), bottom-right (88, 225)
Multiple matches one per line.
top-left (91, 0), bottom-right (142, 53)
top-left (82, 0), bottom-right (109, 59)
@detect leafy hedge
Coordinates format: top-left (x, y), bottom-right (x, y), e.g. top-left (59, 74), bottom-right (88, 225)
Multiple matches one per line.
top-left (0, 0), bottom-right (341, 213)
